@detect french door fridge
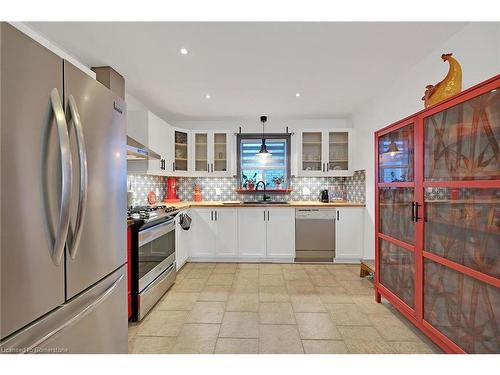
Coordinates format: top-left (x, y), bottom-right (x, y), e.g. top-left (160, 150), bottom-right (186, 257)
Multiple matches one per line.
top-left (0, 23), bottom-right (127, 353)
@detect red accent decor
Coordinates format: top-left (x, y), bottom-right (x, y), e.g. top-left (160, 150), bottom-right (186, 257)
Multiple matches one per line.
top-left (235, 188), bottom-right (293, 194)
top-left (127, 227), bottom-right (132, 320)
top-left (147, 191), bottom-right (157, 205)
top-left (375, 74), bottom-right (500, 354)
top-left (164, 176), bottom-right (181, 203)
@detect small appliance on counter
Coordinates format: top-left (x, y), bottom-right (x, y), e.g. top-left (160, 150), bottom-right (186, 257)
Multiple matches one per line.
top-left (319, 189), bottom-right (329, 203)
top-left (193, 184), bottom-right (202, 202)
top-left (164, 176), bottom-right (181, 203)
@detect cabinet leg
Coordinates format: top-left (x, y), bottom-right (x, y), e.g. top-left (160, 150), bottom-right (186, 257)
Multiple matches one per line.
top-left (375, 289), bottom-right (381, 303)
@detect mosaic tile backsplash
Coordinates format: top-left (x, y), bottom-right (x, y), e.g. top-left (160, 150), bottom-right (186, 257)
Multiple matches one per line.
top-left (127, 170), bottom-right (366, 206)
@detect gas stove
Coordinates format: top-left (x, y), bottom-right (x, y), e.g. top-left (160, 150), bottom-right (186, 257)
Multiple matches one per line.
top-left (127, 205), bottom-right (179, 228)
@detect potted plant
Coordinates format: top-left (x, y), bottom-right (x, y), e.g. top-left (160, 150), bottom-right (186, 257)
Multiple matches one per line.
top-left (273, 176), bottom-right (284, 189)
top-left (242, 172), bottom-right (257, 190)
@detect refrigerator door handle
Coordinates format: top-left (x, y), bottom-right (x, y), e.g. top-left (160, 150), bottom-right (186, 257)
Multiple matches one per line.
top-left (49, 88), bottom-right (72, 266)
top-left (66, 94), bottom-right (88, 259)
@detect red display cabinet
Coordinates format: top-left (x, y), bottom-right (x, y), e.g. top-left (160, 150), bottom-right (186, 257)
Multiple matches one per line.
top-left (375, 75), bottom-right (500, 354)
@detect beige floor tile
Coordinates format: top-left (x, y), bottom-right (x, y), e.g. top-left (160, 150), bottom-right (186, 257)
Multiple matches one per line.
top-left (219, 312), bottom-right (259, 338)
top-left (290, 294), bottom-right (326, 313)
top-left (185, 268), bottom-right (213, 279)
top-left (338, 279), bottom-right (374, 295)
top-left (191, 262), bottom-right (216, 269)
top-left (128, 336), bottom-right (176, 354)
top-left (295, 313), bottom-right (342, 340)
top-left (172, 278), bottom-right (206, 292)
top-left (226, 293), bottom-right (259, 312)
top-left (136, 310), bottom-right (188, 337)
top-left (302, 340), bottom-right (349, 354)
top-left (316, 287), bottom-right (354, 304)
top-left (157, 292), bottom-right (199, 311)
top-left (128, 322), bottom-right (140, 338)
top-left (215, 338), bottom-right (259, 354)
top-left (351, 296), bottom-right (394, 315)
top-left (232, 281), bottom-right (259, 293)
top-left (283, 269), bottom-right (310, 281)
top-left (330, 269), bottom-right (362, 281)
top-left (259, 302), bottom-right (296, 324)
top-left (369, 314), bottom-right (421, 342)
top-left (207, 273), bottom-right (235, 286)
top-left (235, 269), bottom-right (260, 279)
top-left (325, 303), bottom-right (372, 326)
top-left (309, 275), bottom-right (340, 287)
top-left (186, 301), bottom-right (226, 323)
top-left (259, 325), bottom-right (304, 354)
top-left (213, 263), bottom-right (238, 274)
top-left (171, 337), bottom-right (217, 354)
top-left (286, 280), bottom-right (316, 295)
top-left (345, 339), bottom-right (394, 354)
top-left (337, 326), bottom-right (385, 341)
top-left (260, 274), bottom-right (285, 286)
top-left (177, 323), bottom-right (221, 339)
top-left (259, 263), bottom-right (283, 275)
top-left (238, 263), bottom-right (260, 270)
top-left (259, 285), bottom-right (290, 302)
top-left (388, 341), bottom-right (438, 354)
top-left (281, 263), bottom-right (304, 270)
top-left (198, 285), bottom-right (231, 302)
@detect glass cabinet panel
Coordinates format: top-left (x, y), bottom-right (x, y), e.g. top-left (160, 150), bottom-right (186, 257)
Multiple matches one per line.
top-left (424, 260), bottom-right (500, 353)
top-left (379, 187), bottom-right (415, 245)
top-left (194, 133), bottom-right (208, 172)
top-left (424, 89), bottom-right (500, 181)
top-left (174, 130), bottom-right (188, 171)
top-left (379, 239), bottom-right (415, 308)
top-left (302, 132), bottom-right (322, 172)
top-left (378, 124), bottom-right (414, 183)
top-left (424, 187), bottom-right (500, 278)
top-left (213, 133), bottom-right (228, 172)
top-left (328, 131), bottom-right (349, 171)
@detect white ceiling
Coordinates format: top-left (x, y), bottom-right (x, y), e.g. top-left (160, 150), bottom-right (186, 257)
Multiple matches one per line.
top-left (29, 22), bottom-right (467, 121)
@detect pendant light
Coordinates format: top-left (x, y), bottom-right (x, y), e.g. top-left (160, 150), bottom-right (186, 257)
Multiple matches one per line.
top-left (256, 115), bottom-right (272, 158)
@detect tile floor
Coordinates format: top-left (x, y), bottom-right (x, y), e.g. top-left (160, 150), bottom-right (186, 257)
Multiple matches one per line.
top-left (128, 262), bottom-right (442, 354)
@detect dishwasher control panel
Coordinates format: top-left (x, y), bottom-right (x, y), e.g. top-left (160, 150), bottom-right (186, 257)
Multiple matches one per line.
top-left (295, 208), bottom-right (336, 219)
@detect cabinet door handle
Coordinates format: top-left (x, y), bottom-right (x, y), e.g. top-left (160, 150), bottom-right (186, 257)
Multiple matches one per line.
top-left (411, 202), bottom-right (416, 222)
top-left (323, 163), bottom-right (325, 172)
top-left (326, 163), bottom-right (329, 172)
top-left (215, 211), bottom-right (218, 221)
top-left (267, 210), bottom-right (270, 221)
top-left (414, 202), bottom-right (421, 222)
top-left (207, 163), bottom-right (209, 172)
top-left (211, 211), bottom-right (214, 221)
top-left (173, 162), bottom-right (175, 171)
top-left (211, 163), bottom-right (214, 173)
top-left (264, 211), bottom-right (266, 221)
top-left (336, 210), bottom-right (339, 220)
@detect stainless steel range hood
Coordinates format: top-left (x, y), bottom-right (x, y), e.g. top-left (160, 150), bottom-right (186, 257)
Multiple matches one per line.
top-left (127, 136), bottom-right (161, 160)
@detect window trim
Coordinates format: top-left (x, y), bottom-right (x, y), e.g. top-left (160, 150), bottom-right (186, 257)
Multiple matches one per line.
top-left (236, 133), bottom-right (291, 190)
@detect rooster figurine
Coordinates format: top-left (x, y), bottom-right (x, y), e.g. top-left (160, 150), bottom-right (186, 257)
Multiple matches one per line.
top-left (422, 53), bottom-right (462, 108)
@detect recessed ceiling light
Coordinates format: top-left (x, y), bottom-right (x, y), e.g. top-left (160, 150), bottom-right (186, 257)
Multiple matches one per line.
top-left (205, 94), bottom-right (211, 99)
top-left (179, 48), bottom-right (188, 55)
top-left (295, 92), bottom-right (301, 97)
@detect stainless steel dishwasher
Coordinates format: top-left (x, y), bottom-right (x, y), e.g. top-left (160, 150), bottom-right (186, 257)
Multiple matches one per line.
top-left (295, 208), bottom-right (336, 262)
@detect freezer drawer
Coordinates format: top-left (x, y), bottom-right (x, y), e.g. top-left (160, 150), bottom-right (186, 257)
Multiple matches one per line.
top-left (0, 266), bottom-right (128, 354)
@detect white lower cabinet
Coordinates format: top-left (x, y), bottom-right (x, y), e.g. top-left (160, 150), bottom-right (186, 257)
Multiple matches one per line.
top-left (335, 207), bottom-right (364, 261)
top-left (189, 209), bottom-right (215, 257)
top-left (175, 213), bottom-right (189, 270)
top-left (237, 208), bottom-right (295, 260)
top-left (265, 208), bottom-right (295, 258)
top-left (188, 208), bottom-right (238, 259)
top-left (214, 209), bottom-right (238, 257)
top-left (237, 209), bottom-right (267, 258)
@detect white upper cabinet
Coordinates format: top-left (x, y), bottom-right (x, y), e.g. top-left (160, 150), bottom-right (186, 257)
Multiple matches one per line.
top-left (127, 110), bottom-right (171, 175)
top-left (172, 128), bottom-right (190, 175)
top-left (335, 207), bottom-right (364, 261)
top-left (296, 129), bottom-right (353, 177)
top-left (190, 130), bottom-right (232, 177)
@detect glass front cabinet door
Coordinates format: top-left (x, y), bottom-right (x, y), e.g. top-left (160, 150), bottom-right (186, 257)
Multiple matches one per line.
top-left (190, 131), bottom-right (232, 177)
top-left (173, 129), bottom-right (189, 173)
top-left (297, 129), bottom-right (352, 176)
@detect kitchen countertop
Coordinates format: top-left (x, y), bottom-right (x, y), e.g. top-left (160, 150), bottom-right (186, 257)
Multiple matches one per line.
top-left (159, 200), bottom-right (365, 209)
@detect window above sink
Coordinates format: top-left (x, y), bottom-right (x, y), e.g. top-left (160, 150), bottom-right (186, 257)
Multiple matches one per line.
top-left (237, 133), bottom-right (291, 192)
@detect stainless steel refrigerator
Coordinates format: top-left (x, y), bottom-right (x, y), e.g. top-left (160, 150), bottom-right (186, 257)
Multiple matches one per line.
top-left (0, 23), bottom-right (128, 353)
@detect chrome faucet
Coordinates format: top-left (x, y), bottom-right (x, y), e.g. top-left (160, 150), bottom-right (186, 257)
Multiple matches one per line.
top-left (255, 180), bottom-right (271, 201)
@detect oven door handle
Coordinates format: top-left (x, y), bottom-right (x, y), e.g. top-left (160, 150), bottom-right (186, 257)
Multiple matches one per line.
top-left (138, 221), bottom-right (175, 247)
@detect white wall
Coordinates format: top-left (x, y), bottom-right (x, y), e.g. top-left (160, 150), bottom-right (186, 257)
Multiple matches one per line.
top-left (352, 22), bottom-right (500, 260)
